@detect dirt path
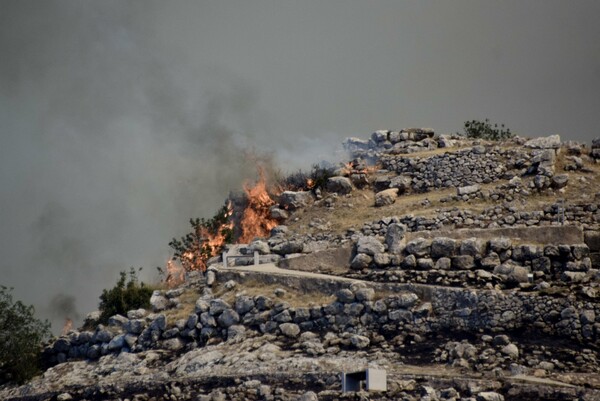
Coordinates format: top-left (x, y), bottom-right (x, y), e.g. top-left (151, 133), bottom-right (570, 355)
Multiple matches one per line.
top-left (215, 263), bottom-right (361, 282)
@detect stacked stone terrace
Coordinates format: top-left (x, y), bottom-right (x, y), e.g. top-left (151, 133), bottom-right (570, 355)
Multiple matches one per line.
top-left (8, 129), bottom-right (600, 401)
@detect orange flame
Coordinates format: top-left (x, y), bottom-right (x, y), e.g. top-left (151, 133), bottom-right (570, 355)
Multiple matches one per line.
top-left (61, 318), bottom-right (73, 336)
top-left (166, 260), bottom-right (186, 286)
top-left (238, 168), bottom-right (279, 243)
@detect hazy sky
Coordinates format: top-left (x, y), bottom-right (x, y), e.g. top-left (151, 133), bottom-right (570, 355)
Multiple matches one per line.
top-left (1, 1), bottom-right (599, 331)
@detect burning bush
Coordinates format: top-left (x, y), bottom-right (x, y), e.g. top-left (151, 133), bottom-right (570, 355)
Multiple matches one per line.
top-left (168, 202), bottom-right (234, 274)
top-left (278, 163), bottom-right (336, 191)
top-left (0, 286), bottom-right (51, 384)
top-left (98, 268), bottom-right (154, 324)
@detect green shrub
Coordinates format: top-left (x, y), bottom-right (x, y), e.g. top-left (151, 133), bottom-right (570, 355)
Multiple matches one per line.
top-left (460, 119), bottom-right (514, 141)
top-left (0, 286), bottom-right (51, 384)
top-left (98, 268), bottom-right (154, 324)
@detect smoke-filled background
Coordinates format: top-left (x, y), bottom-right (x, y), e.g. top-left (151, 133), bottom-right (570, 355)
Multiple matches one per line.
top-left (1, 1), bottom-right (599, 332)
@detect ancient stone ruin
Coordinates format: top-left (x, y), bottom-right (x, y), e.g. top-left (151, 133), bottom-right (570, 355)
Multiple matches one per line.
top-left (2, 130), bottom-right (600, 401)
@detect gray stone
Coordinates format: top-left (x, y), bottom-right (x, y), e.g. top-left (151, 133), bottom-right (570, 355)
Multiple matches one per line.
top-left (350, 253), bottom-right (372, 270)
top-left (209, 299), bottom-right (231, 316)
top-left (163, 337), bottom-right (185, 351)
top-left (375, 188), bottom-right (399, 207)
top-left (394, 292), bottom-right (419, 308)
top-left (350, 334), bottom-right (370, 349)
top-left (489, 237), bottom-right (511, 252)
top-left (326, 176), bottom-right (353, 194)
top-left (452, 255), bottom-right (475, 270)
top-left (107, 334), bottom-right (125, 352)
top-left (417, 258), bottom-right (434, 270)
top-left (108, 314), bottom-right (128, 327)
top-left (373, 252), bottom-right (391, 266)
top-left (386, 223), bottom-right (407, 254)
top-left (279, 191), bottom-right (313, 211)
top-left (227, 325), bottom-right (246, 340)
top-left (457, 184), bottom-right (480, 196)
top-left (551, 174), bottom-right (569, 189)
top-left (501, 343), bottom-right (519, 359)
top-left (336, 288), bottom-right (355, 303)
top-left (580, 310), bottom-right (596, 325)
top-left (150, 291), bottom-right (169, 312)
top-left (389, 175), bottom-right (413, 192)
top-left (525, 134), bottom-right (560, 149)
top-left (235, 296), bottom-right (255, 315)
top-left (460, 238), bottom-right (486, 257)
top-left (406, 238), bottom-right (431, 257)
top-left (355, 288), bottom-right (375, 302)
top-left (279, 323), bottom-right (301, 338)
top-left (195, 298), bottom-right (210, 313)
top-left (270, 206), bottom-right (289, 220)
top-left (435, 257), bottom-right (452, 270)
top-left (206, 270), bottom-right (216, 286)
top-left (271, 240), bottom-right (304, 255)
top-left (357, 236), bottom-right (385, 255)
top-left (249, 240), bottom-right (270, 255)
top-left (299, 391), bottom-right (319, 401)
top-left (477, 392), bottom-right (505, 401)
top-left (150, 314), bottom-right (167, 331)
top-left (124, 319), bottom-right (146, 335)
top-left (431, 237), bottom-right (458, 258)
top-left (126, 309), bottom-right (147, 320)
top-left (584, 230), bottom-right (600, 252)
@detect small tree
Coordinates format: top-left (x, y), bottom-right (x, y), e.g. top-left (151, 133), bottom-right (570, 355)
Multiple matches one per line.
top-left (0, 286), bottom-right (51, 384)
top-left (98, 268), bottom-right (154, 324)
top-left (168, 203), bottom-right (234, 273)
top-left (461, 119), bottom-right (514, 141)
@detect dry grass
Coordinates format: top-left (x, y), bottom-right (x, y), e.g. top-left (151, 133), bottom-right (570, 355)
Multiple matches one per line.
top-left (286, 145), bottom-right (600, 238)
top-left (163, 288), bottom-right (201, 323)
top-left (211, 279), bottom-right (336, 308)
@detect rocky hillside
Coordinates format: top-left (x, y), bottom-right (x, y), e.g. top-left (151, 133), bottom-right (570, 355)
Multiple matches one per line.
top-left (2, 130), bottom-right (600, 401)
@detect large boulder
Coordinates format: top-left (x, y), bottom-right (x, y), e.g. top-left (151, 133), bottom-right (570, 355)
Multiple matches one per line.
top-left (551, 174), bottom-right (569, 189)
top-left (389, 175), bottom-right (413, 193)
top-left (150, 291), bottom-right (169, 312)
top-left (326, 176), bottom-right (353, 194)
top-left (375, 188), bottom-right (399, 207)
top-left (356, 236), bottom-right (385, 256)
top-left (279, 323), bottom-right (300, 338)
top-left (385, 223), bottom-right (407, 254)
top-left (525, 134), bottom-right (561, 149)
top-left (271, 240), bottom-right (304, 255)
top-left (350, 253), bottom-right (372, 270)
top-left (405, 238), bottom-right (431, 257)
top-left (457, 184), bottom-right (480, 196)
top-left (431, 237), bottom-right (458, 258)
top-left (279, 191), bottom-right (313, 211)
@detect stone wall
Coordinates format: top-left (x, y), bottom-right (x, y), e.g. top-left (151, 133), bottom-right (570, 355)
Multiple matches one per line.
top-left (43, 267), bottom-right (599, 369)
top-left (379, 146), bottom-right (516, 192)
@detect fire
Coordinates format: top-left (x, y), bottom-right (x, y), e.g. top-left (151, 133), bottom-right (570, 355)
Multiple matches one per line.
top-left (166, 166), bottom-right (281, 281)
top-left (165, 259), bottom-right (185, 286)
top-left (61, 318), bottom-right (73, 336)
top-left (306, 178), bottom-right (315, 189)
top-left (238, 168), bottom-right (279, 243)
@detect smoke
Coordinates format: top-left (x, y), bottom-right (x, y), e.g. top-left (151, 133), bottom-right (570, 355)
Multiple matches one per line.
top-left (45, 294), bottom-right (81, 323)
top-left (2, 1), bottom-right (599, 334)
top-left (0, 1), bottom-right (340, 334)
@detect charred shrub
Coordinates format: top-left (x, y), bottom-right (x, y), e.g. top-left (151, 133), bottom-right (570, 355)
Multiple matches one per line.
top-left (0, 286), bottom-right (51, 384)
top-left (461, 119), bottom-right (514, 141)
top-left (280, 164), bottom-right (335, 191)
top-left (98, 268), bottom-right (154, 324)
